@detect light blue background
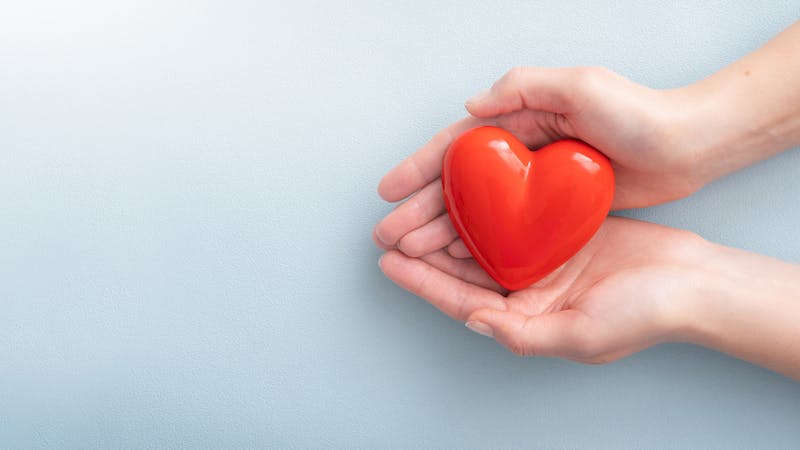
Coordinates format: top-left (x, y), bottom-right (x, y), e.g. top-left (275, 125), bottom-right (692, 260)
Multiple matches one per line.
top-left (2, 1), bottom-right (800, 448)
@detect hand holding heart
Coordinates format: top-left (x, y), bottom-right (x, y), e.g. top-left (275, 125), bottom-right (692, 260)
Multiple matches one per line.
top-left (374, 24), bottom-right (800, 380)
top-left (378, 217), bottom-right (705, 362)
top-left (374, 66), bottom-right (709, 360)
top-left (374, 67), bottom-right (703, 261)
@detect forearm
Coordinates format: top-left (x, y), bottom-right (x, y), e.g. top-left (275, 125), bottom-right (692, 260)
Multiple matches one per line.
top-left (681, 242), bottom-right (800, 380)
top-left (675, 20), bottom-right (800, 184)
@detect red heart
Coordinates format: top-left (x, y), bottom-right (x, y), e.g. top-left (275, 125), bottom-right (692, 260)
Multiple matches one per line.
top-left (442, 126), bottom-right (614, 290)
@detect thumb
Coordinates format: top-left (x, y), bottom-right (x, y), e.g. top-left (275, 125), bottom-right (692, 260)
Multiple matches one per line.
top-left (466, 308), bottom-right (590, 358)
top-left (465, 66), bottom-right (594, 118)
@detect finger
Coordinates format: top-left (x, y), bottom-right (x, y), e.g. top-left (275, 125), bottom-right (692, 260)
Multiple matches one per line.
top-left (466, 67), bottom-right (586, 118)
top-left (379, 250), bottom-right (507, 322)
top-left (374, 180), bottom-right (444, 247)
top-left (372, 228), bottom-right (393, 251)
top-left (419, 249), bottom-right (506, 294)
top-left (447, 239), bottom-right (472, 259)
top-left (378, 116), bottom-right (489, 202)
top-left (466, 308), bottom-right (591, 358)
top-left (396, 214), bottom-right (458, 257)
top-left (495, 108), bottom-right (571, 149)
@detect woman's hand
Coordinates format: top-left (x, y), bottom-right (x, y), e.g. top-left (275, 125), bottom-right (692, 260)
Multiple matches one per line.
top-left (376, 16), bottom-right (800, 258)
top-left (375, 21), bottom-right (800, 378)
top-left (379, 217), bottom-right (706, 364)
top-left (381, 215), bottom-right (800, 379)
top-left (374, 66), bottom-right (702, 258)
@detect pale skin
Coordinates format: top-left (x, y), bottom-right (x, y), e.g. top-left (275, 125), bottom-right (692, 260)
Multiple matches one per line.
top-left (374, 21), bottom-right (800, 379)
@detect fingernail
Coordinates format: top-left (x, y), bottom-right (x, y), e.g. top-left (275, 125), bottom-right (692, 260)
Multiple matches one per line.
top-left (375, 227), bottom-right (389, 247)
top-left (465, 321), bottom-right (493, 338)
top-left (466, 89), bottom-right (490, 105)
top-left (378, 253), bottom-right (386, 270)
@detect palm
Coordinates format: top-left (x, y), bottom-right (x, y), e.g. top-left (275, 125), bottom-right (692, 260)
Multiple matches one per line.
top-left (379, 217), bottom-right (702, 362)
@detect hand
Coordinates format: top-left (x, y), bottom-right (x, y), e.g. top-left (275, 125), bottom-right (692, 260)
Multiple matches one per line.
top-left (379, 217), bottom-right (706, 363)
top-left (374, 24), bottom-right (800, 378)
top-left (374, 66), bottom-right (700, 258)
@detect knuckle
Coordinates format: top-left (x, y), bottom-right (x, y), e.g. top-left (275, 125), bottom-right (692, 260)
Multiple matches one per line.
top-left (506, 339), bottom-right (530, 357)
top-left (414, 263), bottom-right (434, 294)
top-left (574, 336), bottom-right (602, 361)
top-left (406, 195), bottom-right (427, 225)
top-left (501, 66), bottom-right (527, 88)
top-left (572, 66), bottom-right (597, 86)
top-left (572, 66), bottom-right (600, 85)
top-left (396, 235), bottom-right (419, 257)
top-left (573, 66), bottom-right (614, 91)
top-left (456, 259), bottom-right (470, 281)
top-left (453, 287), bottom-right (469, 320)
top-left (509, 65), bottom-right (527, 79)
top-left (449, 241), bottom-right (469, 259)
top-left (507, 319), bottom-right (539, 357)
top-left (406, 156), bottom-right (428, 188)
top-left (559, 66), bottom-right (614, 114)
top-left (587, 65), bottom-right (613, 76)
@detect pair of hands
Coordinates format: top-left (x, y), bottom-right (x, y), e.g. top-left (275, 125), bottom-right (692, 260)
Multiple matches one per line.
top-left (374, 66), bottom-right (720, 362)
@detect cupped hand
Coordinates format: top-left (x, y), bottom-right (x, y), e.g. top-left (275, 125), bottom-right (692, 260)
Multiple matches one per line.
top-left (378, 217), bottom-right (706, 363)
top-left (374, 66), bottom-right (701, 258)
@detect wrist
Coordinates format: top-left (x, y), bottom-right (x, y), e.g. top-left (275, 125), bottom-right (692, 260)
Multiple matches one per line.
top-left (668, 56), bottom-right (800, 189)
top-left (668, 239), bottom-right (735, 346)
top-left (660, 82), bottom-right (735, 190)
top-left (669, 238), bottom-right (768, 348)
top-left (672, 240), bottom-right (800, 378)
top-left (656, 234), bottom-right (724, 344)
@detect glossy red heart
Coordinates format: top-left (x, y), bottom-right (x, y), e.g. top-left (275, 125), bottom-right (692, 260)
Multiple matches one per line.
top-left (442, 126), bottom-right (614, 290)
